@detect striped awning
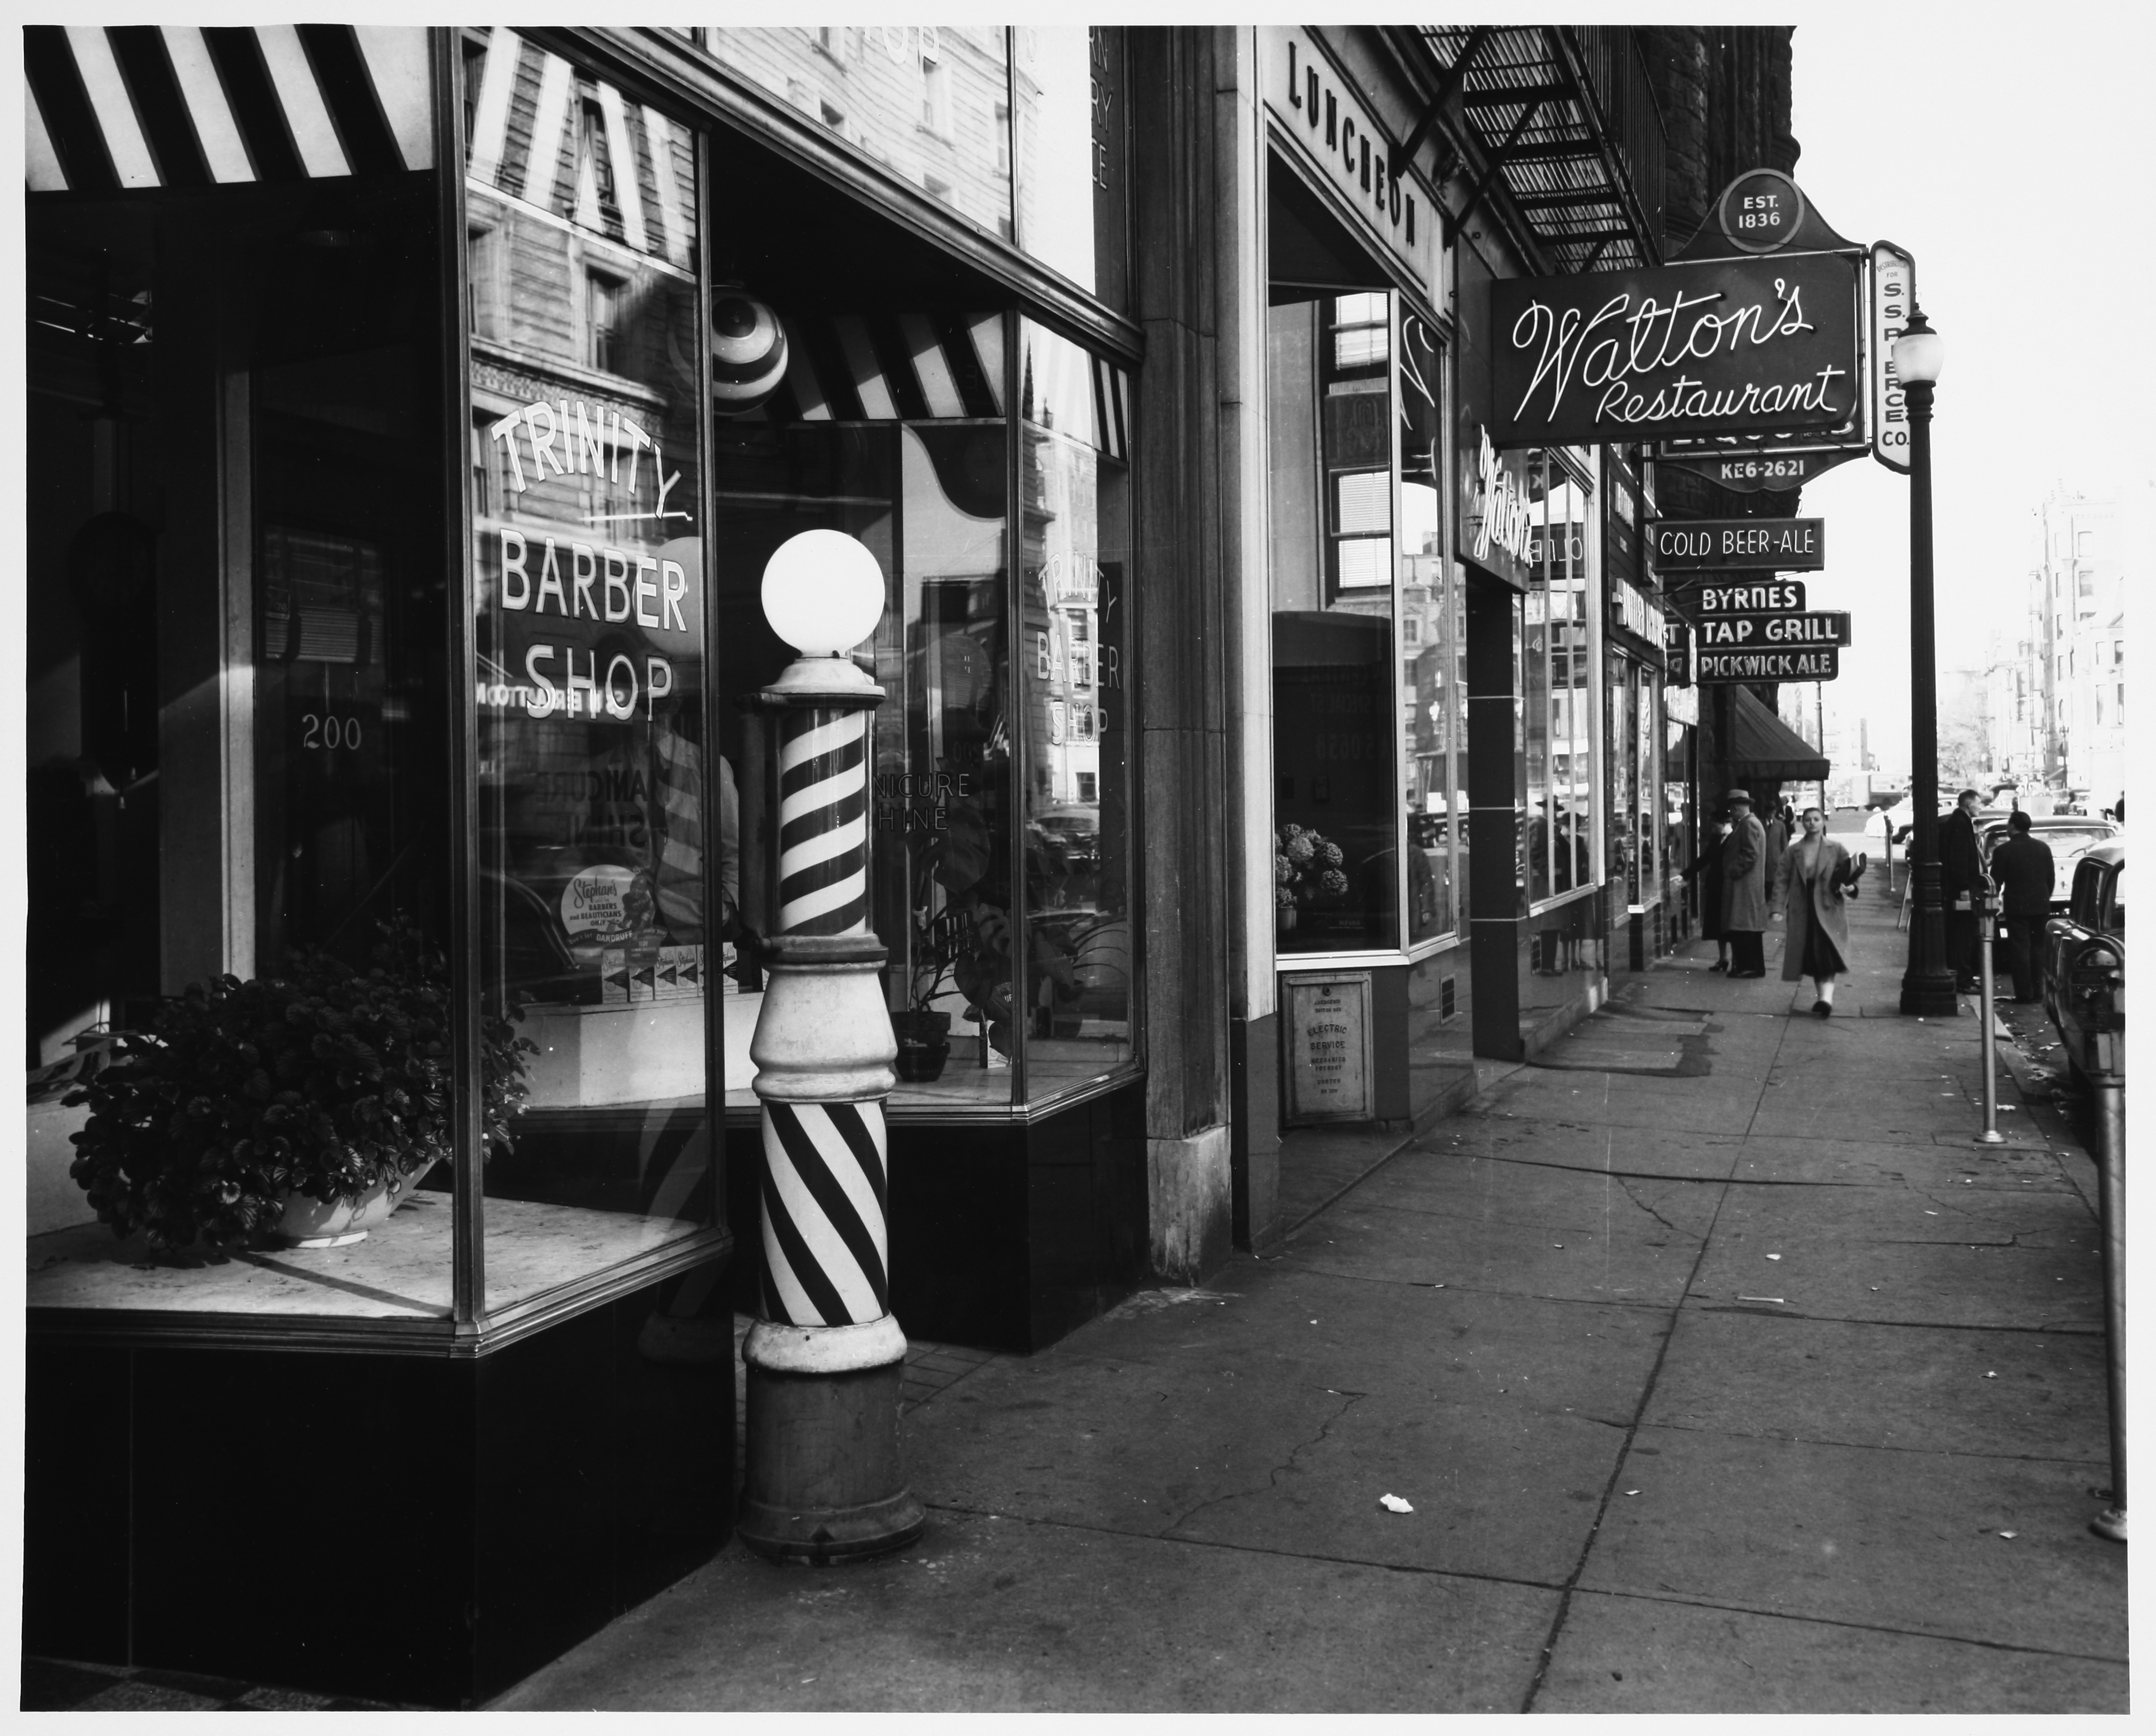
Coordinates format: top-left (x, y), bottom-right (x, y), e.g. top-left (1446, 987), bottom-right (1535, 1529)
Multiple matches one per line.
top-left (750, 312), bottom-right (1130, 461)
top-left (759, 312), bottom-right (1007, 427)
top-left (25, 25), bottom-right (432, 194)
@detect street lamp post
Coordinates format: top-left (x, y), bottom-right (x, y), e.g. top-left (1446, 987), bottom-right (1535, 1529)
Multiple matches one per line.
top-left (1895, 306), bottom-right (1959, 1017)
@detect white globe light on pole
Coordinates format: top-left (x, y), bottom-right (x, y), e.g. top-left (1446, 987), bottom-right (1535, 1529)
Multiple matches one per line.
top-left (761, 528), bottom-right (886, 656)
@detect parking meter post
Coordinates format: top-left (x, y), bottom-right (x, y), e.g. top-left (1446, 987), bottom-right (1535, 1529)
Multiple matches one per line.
top-left (1976, 885), bottom-right (2005, 1144)
top-left (2092, 1076), bottom-right (2127, 1543)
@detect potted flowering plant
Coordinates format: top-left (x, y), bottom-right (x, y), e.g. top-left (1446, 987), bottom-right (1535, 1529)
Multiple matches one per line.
top-left (65, 915), bottom-right (533, 1253)
top-left (1274, 823), bottom-right (1350, 934)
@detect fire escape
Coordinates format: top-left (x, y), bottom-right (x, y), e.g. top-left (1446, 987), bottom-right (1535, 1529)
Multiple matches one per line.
top-left (1391, 24), bottom-right (1667, 275)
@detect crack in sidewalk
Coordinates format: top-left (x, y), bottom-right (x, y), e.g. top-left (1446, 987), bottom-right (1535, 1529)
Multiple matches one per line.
top-left (1161, 1387), bottom-right (1368, 1535)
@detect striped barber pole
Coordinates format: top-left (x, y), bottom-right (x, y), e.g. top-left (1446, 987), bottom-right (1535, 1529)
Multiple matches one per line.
top-left (759, 1099), bottom-right (889, 1327)
top-left (25, 26), bottom-right (432, 193)
top-left (776, 707), bottom-right (870, 936)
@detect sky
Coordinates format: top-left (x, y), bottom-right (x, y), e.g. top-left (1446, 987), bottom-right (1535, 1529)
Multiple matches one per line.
top-left (1780, 4), bottom-right (2156, 772)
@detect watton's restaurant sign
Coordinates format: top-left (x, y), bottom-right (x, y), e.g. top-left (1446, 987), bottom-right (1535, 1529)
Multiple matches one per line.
top-left (1489, 253), bottom-right (1861, 448)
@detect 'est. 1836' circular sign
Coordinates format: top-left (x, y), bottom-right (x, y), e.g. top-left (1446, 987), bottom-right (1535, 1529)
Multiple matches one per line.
top-left (1718, 168), bottom-right (1806, 254)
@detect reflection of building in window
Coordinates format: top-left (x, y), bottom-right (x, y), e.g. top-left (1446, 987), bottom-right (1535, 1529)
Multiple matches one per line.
top-left (577, 97), bottom-right (619, 230)
top-left (1325, 294), bottom-right (1392, 599)
top-left (468, 223), bottom-right (502, 339)
top-left (1049, 699), bottom-right (1066, 744)
top-left (1075, 770), bottom-right (1097, 803)
top-left (585, 270), bottom-right (623, 373)
top-left (701, 27), bottom-right (1015, 239)
top-left (920, 29), bottom-right (952, 136)
top-left (1332, 293), bottom-right (1388, 367)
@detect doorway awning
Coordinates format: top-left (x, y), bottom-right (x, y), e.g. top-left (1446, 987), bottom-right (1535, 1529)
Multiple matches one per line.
top-left (1725, 685), bottom-right (1829, 783)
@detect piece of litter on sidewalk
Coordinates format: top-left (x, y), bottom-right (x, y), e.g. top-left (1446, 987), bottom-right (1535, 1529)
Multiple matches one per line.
top-left (1998, 1531), bottom-right (2018, 1540)
top-left (1870, 1286), bottom-right (1880, 1291)
top-left (1924, 1210), bottom-right (1939, 1215)
top-left (1984, 1370), bottom-right (1997, 1379)
top-left (1766, 1254), bottom-right (1782, 1261)
top-left (1624, 1489), bottom-right (1639, 1497)
top-left (1738, 1296), bottom-right (1786, 1304)
top-left (1379, 1493), bottom-right (1414, 1513)
top-left (1553, 1244), bottom-right (1564, 1249)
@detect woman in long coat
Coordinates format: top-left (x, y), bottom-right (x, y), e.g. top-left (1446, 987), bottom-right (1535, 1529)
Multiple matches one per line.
top-left (1683, 818), bottom-right (1731, 970)
top-left (1719, 792), bottom-right (1770, 977)
top-left (1773, 806), bottom-right (1860, 1016)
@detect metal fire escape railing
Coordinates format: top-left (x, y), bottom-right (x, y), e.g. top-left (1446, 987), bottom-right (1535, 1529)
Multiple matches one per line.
top-left (1406, 24), bottom-right (1667, 274)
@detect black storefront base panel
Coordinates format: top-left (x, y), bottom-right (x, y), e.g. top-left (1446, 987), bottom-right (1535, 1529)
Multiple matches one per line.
top-left (24, 1267), bottom-right (732, 1709)
top-left (728, 1081), bottom-right (1147, 1356)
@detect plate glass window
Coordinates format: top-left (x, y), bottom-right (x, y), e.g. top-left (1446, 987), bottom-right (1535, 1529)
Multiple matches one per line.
top-left (25, 24), bottom-right (452, 1313)
top-left (464, 33), bottom-right (720, 1312)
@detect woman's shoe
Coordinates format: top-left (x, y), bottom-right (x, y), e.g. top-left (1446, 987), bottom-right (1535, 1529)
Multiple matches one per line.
top-left (1812, 1000), bottom-right (1832, 1017)
top-left (1709, 959), bottom-right (1729, 973)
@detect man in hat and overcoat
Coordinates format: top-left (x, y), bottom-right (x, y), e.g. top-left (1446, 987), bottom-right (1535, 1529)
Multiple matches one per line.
top-left (1720, 789), bottom-right (1770, 977)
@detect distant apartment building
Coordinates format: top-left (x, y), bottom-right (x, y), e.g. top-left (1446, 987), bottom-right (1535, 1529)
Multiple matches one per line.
top-left (2003, 489), bottom-right (2127, 811)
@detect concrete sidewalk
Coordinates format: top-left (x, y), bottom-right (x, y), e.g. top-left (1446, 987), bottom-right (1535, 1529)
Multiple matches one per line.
top-left (495, 890), bottom-right (2126, 1713)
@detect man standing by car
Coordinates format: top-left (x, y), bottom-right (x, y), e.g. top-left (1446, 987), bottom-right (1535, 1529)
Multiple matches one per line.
top-left (1990, 811), bottom-right (2057, 1003)
top-left (1939, 787), bottom-right (1984, 993)
top-left (1720, 789), bottom-right (1770, 977)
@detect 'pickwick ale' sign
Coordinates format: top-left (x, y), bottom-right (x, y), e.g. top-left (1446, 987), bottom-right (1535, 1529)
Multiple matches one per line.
top-left (1489, 253), bottom-right (1862, 448)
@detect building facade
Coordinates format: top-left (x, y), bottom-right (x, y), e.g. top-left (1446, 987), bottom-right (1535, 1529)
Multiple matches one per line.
top-left (22, 24), bottom-right (1797, 1704)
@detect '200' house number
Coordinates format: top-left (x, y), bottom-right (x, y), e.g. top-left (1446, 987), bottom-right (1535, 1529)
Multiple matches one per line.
top-left (300, 712), bottom-right (365, 750)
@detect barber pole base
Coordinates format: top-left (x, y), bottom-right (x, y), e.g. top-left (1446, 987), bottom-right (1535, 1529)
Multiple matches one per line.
top-left (738, 1317), bottom-right (923, 1562)
top-left (739, 912), bottom-right (922, 1561)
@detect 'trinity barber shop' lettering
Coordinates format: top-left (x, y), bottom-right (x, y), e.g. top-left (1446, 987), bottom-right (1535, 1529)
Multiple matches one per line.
top-left (489, 527), bottom-right (693, 721)
top-left (486, 395), bottom-right (687, 527)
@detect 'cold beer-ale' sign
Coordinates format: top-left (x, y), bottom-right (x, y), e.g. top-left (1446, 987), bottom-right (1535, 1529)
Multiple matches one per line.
top-left (1651, 517), bottom-right (1825, 572)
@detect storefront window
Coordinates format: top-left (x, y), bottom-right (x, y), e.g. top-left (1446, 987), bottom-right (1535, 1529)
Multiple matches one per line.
top-left (1610, 665), bottom-right (1638, 902)
top-left (1016, 320), bottom-right (1136, 1092)
top-left (465, 34), bottom-right (718, 1309)
top-left (697, 26), bottom-right (1016, 244)
top-left (706, 307), bottom-right (1136, 1114)
top-left (1269, 292), bottom-right (1400, 954)
top-left (1012, 27), bottom-right (1128, 310)
top-left (27, 26), bottom-right (455, 1315)
top-left (1399, 309), bottom-right (1458, 945)
top-left (1523, 454), bottom-right (1595, 907)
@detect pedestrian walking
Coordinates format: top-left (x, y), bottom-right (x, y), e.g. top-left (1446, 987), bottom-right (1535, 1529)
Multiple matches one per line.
top-left (1989, 810), bottom-right (2056, 1003)
top-left (1720, 790), bottom-right (1769, 977)
top-left (1762, 802), bottom-right (1790, 894)
top-left (1939, 787), bottom-right (1984, 992)
top-left (1684, 815), bottom-right (1732, 971)
top-left (1773, 806), bottom-right (1861, 1016)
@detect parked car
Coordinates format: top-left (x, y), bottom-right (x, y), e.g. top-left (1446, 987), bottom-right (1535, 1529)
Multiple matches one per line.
top-left (1981, 816), bottom-right (2121, 909)
top-left (2043, 841), bottom-right (2125, 1091)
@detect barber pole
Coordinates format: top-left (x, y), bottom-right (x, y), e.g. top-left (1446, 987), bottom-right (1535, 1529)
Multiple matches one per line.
top-left (738, 530), bottom-right (923, 1564)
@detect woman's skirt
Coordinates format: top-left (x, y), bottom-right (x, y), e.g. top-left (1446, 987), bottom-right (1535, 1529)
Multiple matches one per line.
top-left (1699, 872), bottom-right (1724, 940)
top-left (1798, 891), bottom-right (1846, 978)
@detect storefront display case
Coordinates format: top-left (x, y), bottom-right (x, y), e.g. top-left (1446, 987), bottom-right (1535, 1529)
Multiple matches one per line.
top-left (1264, 180), bottom-right (1474, 1128)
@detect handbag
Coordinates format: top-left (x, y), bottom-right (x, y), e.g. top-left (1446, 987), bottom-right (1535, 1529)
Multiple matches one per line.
top-left (1831, 850), bottom-right (1868, 899)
